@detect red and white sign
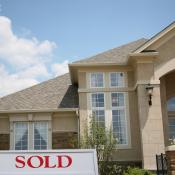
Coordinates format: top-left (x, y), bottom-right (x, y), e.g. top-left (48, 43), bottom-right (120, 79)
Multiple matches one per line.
top-left (0, 149), bottom-right (98, 175)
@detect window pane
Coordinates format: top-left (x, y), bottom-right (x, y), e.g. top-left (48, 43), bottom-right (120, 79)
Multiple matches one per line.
top-left (167, 97), bottom-right (175, 112)
top-left (14, 122), bottom-right (28, 150)
top-left (91, 73), bottom-right (103, 88)
top-left (169, 118), bottom-right (175, 140)
top-left (111, 93), bottom-right (124, 107)
top-left (92, 110), bottom-right (105, 127)
top-left (34, 122), bottom-right (48, 150)
top-left (110, 72), bottom-right (124, 87)
top-left (112, 110), bottom-right (127, 144)
top-left (92, 93), bottom-right (104, 108)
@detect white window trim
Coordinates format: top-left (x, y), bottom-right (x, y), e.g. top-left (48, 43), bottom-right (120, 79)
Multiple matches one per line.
top-left (88, 91), bottom-right (131, 149)
top-left (110, 92), bottom-right (131, 149)
top-left (14, 122), bottom-right (29, 150)
top-left (32, 122), bottom-right (49, 150)
top-left (10, 113), bottom-right (52, 150)
top-left (109, 72), bottom-right (125, 88)
top-left (90, 92), bottom-right (106, 127)
top-left (89, 72), bottom-right (105, 88)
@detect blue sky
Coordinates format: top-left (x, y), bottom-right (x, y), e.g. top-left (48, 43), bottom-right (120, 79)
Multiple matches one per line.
top-left (0, 0), bottom-right (175, 96)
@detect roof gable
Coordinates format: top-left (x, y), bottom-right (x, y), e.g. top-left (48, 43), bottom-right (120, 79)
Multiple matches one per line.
top-left (134, 21), bottom-right (175, 53)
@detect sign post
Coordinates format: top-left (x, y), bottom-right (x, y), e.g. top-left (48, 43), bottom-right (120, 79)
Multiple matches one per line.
top-left (0, 149), bottom-right (98, 175)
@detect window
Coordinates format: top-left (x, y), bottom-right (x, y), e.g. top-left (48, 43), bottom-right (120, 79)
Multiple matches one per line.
top-left (110, 72), bottom-right (124, 87)
top-left (34, 122), bottom-right (48, 150)
top-left (91, 93), bottom-right (105, 127)
top-left (111, 93), bottom-right (127, 145)
top-left (168, 118), bottom-right (175, 140)
top-left (167, 97), bottom-right (175, 112)
top-left (14, 121), bottom-right (48, 150)
top-left (90, 73), bottom-right (104, 88)
top-left (14, 122), bottom-right (28, 150)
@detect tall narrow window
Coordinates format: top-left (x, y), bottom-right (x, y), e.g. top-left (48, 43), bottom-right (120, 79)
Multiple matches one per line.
top-left (91, 93), bottom-right (105, 127)
top-left (14, 122), bottom-right (28, 150)
top-left (34, 122), bottom-right (48, 150)
top-left (111, 93), bottom-right (127, 144)
top-left (90, 73), bottom-right (104, 88)
top-left (110, 72), bottom-right (124, 87)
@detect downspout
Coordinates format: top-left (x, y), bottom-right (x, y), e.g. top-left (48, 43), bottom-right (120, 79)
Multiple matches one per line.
top-left (76, 109), bottom-right (80, 148)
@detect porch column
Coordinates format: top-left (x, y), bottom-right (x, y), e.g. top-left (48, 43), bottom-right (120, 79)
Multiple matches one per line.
top-left (137, 84), bottom-right (165, 170)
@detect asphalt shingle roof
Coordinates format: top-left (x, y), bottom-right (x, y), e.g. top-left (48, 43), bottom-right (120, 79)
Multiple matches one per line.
top-left (0, 73), bottom-right (78, 111)
top-left (73, 38), bottom-right (148, 64)
top-left (0, 38), bottom-right (148, 111)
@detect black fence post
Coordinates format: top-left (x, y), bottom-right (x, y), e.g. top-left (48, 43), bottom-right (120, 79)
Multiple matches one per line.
top-left (156, 154), bottom-right (159, 175)
top-left (156, 153), bottom-right (167, 175)
top-left (161, 153), bottom-right (164, 175)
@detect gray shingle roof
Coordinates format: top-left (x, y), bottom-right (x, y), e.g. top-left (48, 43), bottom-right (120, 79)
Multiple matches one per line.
top-left (0, 38), bottom-right (148, 111)
top-left (0, 73), bottom-right (78, 111)
top-left (73, 38), bottom-right (148, 64)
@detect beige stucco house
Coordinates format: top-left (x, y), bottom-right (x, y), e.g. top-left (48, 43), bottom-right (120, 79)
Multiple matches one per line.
top-left (0, 22), bottom-right (175, 170)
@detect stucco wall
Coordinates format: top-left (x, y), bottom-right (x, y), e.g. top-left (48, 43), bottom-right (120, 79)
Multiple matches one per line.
top-left (52, 112), bottom-right (78, 132)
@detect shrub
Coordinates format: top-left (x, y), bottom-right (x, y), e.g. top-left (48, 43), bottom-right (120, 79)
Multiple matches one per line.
top-left (123, 167), bottom-right (153, 175)
top-left (80, 115), bottom-right (117, 174)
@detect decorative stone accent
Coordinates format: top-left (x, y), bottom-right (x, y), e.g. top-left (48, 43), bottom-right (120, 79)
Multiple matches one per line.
top-left (52, 132), bottom-right (78, 149)
top-left (0, 134), bottom-right (10, 150)
top-left (166, 146), bottom-right (175, 175)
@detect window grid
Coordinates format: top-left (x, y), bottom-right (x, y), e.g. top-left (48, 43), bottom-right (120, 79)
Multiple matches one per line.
top-left (33, 122), bottom-right (48, 150)
top-left (111, 92), bottom-right (128, 145)
top-left (110, 72), bottom-right (125, 87)
top-left (91, 93), bottom-right (105, 127)
top-left (14, 122), bottom-right (28, 150)
top-left (90, 73), bottom-right (104, 88)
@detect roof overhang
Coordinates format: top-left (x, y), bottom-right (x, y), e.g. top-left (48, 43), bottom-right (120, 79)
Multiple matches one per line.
top-left (0, 108), bottom-right (79, 114)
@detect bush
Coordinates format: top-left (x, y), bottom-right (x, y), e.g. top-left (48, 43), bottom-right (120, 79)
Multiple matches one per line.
top-left (123, 167), bottom-right (153, 175)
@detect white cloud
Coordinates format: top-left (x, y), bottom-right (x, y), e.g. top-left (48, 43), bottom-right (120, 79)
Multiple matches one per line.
top-left (51, 60), bottom-right (69, 77)
top-left (0, 16), bottom-right (71, 97)
top-left (0, 16), bottom-right (56, 69)
top-left (0, 64), bottom-right (38, 97)
top-left (18, 64), bottom-right (50, 79)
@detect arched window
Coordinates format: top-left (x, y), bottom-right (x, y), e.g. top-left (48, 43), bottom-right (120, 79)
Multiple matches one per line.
top-left (167, 97), bottom-right (175, 140)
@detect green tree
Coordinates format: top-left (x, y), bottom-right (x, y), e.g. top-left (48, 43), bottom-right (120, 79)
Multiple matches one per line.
top-left (80, 115), bottom-right (117, 175)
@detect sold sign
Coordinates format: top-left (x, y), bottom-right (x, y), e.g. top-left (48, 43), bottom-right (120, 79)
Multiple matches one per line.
top-left (0, 150), bottom-right (99, 175)
top-left (15, 155), bottom-right (72, 168)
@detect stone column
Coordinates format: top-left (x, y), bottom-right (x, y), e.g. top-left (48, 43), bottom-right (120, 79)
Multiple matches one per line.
top-left (137, 84), bottom-right (165, 170)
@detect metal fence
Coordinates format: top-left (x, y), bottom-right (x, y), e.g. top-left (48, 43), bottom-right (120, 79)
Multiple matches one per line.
top-left (156, 153), bottom-right (168, 175)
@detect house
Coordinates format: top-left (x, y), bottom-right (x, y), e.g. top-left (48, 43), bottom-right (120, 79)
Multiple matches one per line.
top-left (0, 21), bottom-right (175, 170)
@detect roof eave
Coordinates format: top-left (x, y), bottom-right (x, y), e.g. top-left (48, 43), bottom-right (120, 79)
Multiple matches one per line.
top-left (0, 108), bottom-right (79, 114)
